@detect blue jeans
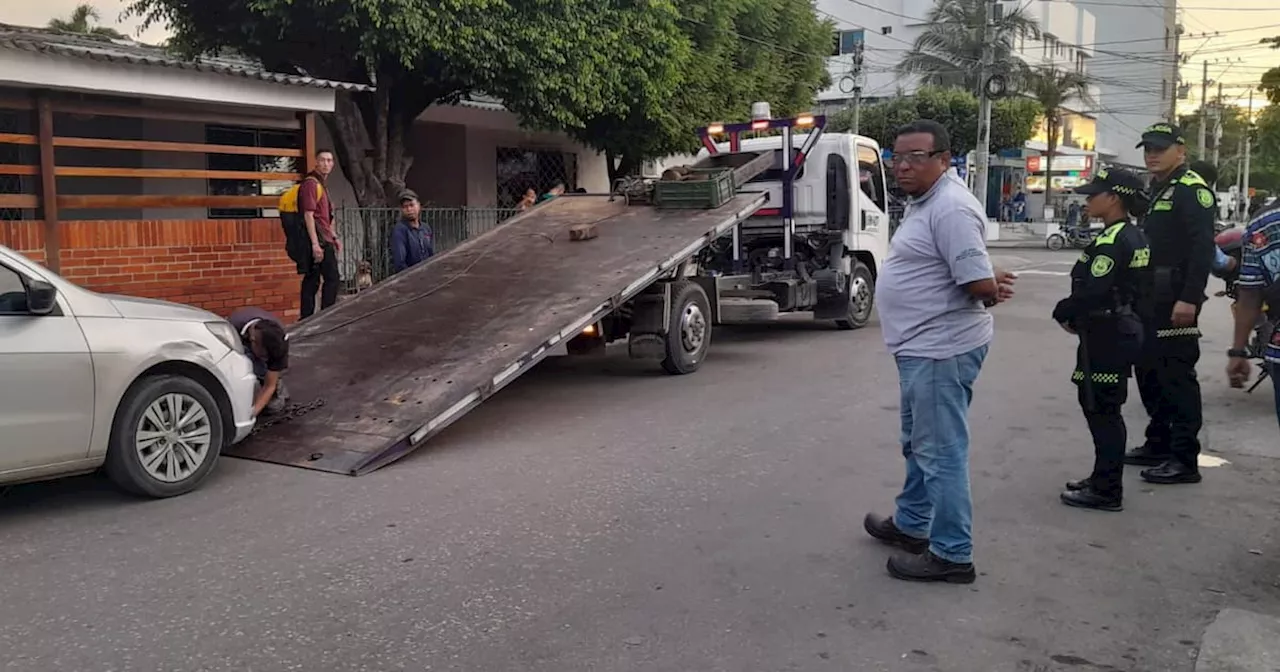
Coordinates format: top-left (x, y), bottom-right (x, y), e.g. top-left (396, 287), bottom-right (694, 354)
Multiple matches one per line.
top-left (892, 344), bottom-right (989, 564)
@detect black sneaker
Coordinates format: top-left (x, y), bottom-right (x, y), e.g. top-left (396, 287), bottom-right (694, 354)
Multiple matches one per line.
top-left (886, 550), bottom-right (976, 584)
top-left (1124, 445), bottom-right (1170, 466)
top-left (1060, 485), bottom-right (1123, 512)
top-left (1140, 460), bottom-right (1202, 485)
top-left (863, 513), bottom-right (928, 554)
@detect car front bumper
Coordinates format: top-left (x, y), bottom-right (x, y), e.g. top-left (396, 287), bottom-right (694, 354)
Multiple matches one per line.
top-left (216, 351), bottom-right (258, 444)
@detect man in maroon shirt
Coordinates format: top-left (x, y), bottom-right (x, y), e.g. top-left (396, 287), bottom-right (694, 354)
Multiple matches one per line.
top-left (299, 149), bottom-right (341, 319)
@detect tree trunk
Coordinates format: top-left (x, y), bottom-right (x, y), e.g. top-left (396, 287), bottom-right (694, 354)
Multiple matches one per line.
top-left (605, 150), bottom-right (643, 185)
top-left (1044, 115), bottom-right (1059, 224)
top-left (323, 89), bottom-right (419, 208)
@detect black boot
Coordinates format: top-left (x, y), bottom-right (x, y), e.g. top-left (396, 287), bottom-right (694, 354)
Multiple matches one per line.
top-left (1140, 460), bottom-right (1202, 484)
top-left (1060, 485), bottom-right (1123, 512)
top-left (886, 550), bottom-right (976, 584)
top-left (1065, 477), bottom-right (1092, 491)
top-left (1124, 444), bottom-right (1170, 466)
top-left (863, 513), bottom-right (928, 554)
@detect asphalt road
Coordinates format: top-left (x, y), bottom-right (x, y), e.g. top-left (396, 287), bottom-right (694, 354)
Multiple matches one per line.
top-left (2, 248), bottom-right (1279, 672)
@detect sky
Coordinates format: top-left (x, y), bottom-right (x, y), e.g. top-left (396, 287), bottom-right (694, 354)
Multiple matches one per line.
top-left (1, 0), bottom-right (1278, 113)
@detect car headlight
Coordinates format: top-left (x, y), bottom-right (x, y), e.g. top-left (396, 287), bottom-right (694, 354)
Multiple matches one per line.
top-left (205, 320), bottom-right (245, 355)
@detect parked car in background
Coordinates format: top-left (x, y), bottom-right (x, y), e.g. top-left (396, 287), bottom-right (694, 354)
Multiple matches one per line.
top-left (0, 245), bottom-right (257, 497)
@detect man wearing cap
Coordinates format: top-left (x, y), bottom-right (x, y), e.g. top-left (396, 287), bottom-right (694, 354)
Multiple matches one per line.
top-left (1125, 123), bottom-right (1217, 485)
top-left (390, 189), bottom-right (435, 274)
top-left (1053, 168), bottom-right (1153, 511)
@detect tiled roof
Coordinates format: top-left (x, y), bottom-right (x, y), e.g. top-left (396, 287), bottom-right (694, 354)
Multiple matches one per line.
top-left (0, 23), bottom-right (371, 92)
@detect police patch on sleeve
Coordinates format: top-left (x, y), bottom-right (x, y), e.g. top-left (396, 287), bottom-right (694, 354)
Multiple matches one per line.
top-left (1090, 255), bottom-right (1115, 278)
top-left (1196, 188), bottom-right (1214, 209)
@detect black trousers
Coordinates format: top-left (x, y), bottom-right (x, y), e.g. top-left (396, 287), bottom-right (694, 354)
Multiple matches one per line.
top-left (300, 242), bottom-right (340, 319)
top-left (1075, 321), bottom-right (1142, 498)
top-left (1134, 335), bottom-right (1203, 469)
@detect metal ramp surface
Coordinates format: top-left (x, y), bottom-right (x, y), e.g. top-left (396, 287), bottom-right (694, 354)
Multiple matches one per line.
top-left (224, 193), bottom-right (767, 475)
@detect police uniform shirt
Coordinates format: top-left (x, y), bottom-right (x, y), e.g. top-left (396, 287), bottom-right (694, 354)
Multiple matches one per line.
top-left (1053, 220), bottom-right (1152, 328)
top-left (1141, 164), bottom-right (1217, 312)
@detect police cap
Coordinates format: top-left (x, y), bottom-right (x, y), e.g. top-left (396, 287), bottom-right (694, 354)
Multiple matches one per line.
top-left (1074, 167), bottom-right (1145, 199)
top-left (1135, 122), bottom-right (1186, 150)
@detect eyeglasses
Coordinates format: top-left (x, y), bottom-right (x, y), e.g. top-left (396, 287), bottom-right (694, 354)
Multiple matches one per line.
top-left (887, 150), bottom-right (946, 167)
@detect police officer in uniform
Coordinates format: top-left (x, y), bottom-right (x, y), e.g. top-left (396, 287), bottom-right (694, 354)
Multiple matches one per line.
top-left (1054, 168), bottom-right (1153, 512)
top-left (1125, 123), bottom-right (1217, 485)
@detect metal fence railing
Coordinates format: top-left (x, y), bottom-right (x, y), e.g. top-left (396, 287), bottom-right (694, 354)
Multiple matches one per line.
top-left (335, 207), bottom-right (520, 292)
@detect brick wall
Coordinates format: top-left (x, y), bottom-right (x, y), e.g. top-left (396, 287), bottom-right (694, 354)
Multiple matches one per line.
top-left (2, 221), bottom-right (47, 266)
top-left (1, 219), bottom-right (299, 322)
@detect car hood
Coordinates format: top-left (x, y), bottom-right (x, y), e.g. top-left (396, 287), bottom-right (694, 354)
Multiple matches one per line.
top-left (106, 295), bottom-right (222, 322)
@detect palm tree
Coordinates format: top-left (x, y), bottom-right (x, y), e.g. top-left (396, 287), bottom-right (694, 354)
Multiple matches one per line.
top-left (1018, 66), bottom-right (1093, 218)
top-left (47, 3), bottom-right (126, 39)
top-left (897, 0), bottom-right (1040, 96)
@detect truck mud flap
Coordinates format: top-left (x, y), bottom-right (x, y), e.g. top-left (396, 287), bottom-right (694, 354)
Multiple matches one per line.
top-left (223, 193), bottom-right (768, 476)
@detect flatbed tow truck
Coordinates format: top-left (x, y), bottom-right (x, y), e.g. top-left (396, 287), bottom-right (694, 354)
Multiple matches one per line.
top-left (227, 107), bottom-right (891, 475)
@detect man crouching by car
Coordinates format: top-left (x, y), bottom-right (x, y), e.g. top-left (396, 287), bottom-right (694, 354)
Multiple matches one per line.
top-left (228, 306), bottom-right (290, 417)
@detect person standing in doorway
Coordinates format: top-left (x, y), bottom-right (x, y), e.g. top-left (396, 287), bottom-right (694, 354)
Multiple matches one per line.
top-left (390, 189), bottom-right (435, 274)
top-left (1125, 124), bottom-right (1216, 485)
top-left (299, 148), bottom-right (341, 319)
top-left (863, 119), bottom-right (1017, 584)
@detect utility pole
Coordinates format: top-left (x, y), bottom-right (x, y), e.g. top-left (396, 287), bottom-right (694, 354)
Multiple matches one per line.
top-left (972, 0), bottom-right (996, 209)
top-left (1168, 23), bottom-right (1181, 121)
top-left (851, 36), bottom-right (865, 136)
top-left (1211, 82), bottom-right (1223, 167)
top-left (1197, 60), bottom-right (1209, 158)
top-left (1243, 87), bottom-right (1254, 220)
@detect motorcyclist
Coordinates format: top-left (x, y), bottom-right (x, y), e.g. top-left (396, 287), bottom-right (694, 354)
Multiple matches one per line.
top-left (1053, 168), bottom-right (1153, 512)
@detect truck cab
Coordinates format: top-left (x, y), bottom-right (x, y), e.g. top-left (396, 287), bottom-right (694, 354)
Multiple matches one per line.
top-left (693, 126), bottom-right (892, 330)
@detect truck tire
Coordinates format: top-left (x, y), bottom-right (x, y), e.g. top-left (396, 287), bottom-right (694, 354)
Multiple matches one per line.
top-left (661, 280), bottom-right (712, 375)
top-left (104, 374), bottom-right (224, 498)
top-left (834, 261), bottom-right (875, 330)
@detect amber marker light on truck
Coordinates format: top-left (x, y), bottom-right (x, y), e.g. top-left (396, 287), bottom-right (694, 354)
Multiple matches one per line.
top-left (706, 123), bottom-right (725, 135)
top-left (794, 114), bottom-right (815, 127)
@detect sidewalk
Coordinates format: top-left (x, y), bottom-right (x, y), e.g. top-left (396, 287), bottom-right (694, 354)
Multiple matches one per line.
top-left (1196, 608), bottom-right (1280, 671)
top-left (987, 221), bottom-right (1051, 249)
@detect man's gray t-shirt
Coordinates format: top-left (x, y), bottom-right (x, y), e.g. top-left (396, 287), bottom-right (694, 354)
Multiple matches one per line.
top-left (875, 173), bottom-right (994, 359)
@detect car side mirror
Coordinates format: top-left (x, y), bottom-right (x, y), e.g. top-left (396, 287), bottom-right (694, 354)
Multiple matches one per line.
top-left (26, 279), bottom-right (58, 316)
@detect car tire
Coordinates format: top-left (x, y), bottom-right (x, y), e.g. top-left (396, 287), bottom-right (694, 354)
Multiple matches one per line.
top-left (661, 280), bottom-right (712, 375)
top-left (835, 262), bottom-right (875, 330)
top-left (105, 374), bottom-right (224, 498)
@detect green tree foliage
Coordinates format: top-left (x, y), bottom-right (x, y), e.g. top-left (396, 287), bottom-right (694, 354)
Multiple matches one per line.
top-left (828, 86), bottom-right (1041, 155)
top-left (897, 0), bottom-right (1039, 95)
top-left (127, 0), bottom-right (686, 206)
top-left (513, 0), bottom-right (833, 181)
top-left (48, 3), bottom-right (125, 39)
top-left (1261, 37), bottom-right (1280, 105)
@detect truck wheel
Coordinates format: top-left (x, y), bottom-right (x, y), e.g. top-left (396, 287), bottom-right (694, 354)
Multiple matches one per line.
top-left (104, 374), bottom-right (224, 498)
top-left (1046, 234), bottom-right (1065, 251)
top-left (835, 262), bottom-right (874, 330)
top-left (661, 280), bottom-right (712, 375)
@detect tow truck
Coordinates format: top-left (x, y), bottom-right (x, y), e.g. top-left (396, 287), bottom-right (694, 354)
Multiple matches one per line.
top-left (228, 105), bottom-right (893, 475)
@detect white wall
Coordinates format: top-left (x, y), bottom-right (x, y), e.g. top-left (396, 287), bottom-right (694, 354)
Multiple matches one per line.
top-left (418, 104), bottom-right (610, 207)
top-left (1087, 0), bottom-right (1174, 166)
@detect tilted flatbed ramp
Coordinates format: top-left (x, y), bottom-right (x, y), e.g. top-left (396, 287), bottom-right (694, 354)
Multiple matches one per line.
top-left (225, 193), bottom-right (768, 475)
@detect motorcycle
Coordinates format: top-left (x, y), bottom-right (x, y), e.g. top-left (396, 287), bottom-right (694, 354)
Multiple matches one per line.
top-left (1213, 227), bottom-right (1275, 394)
top-left (1045, 223), bottom-right (1100, 251)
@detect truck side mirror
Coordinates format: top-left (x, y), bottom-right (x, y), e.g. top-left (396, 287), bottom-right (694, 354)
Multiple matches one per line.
top-left (26, 279), bottom-right (58, 316)
top-left (826, 154), bottom-right (851, 231)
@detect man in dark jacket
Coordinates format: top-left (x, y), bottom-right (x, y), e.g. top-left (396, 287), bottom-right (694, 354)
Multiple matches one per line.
top-left (390, 189), bottom-right (434, 274)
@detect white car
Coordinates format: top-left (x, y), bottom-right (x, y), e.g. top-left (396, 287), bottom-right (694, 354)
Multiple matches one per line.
top-left (0, 244), bottom-right (257, 497)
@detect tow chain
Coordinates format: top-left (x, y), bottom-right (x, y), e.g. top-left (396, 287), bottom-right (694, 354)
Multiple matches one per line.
top-left (249, 397), bottom-right (327, 437)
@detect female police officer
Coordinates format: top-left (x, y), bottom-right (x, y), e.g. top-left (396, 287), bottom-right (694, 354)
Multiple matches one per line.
top-left (1052, 168), bottom-right (1154, 512)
